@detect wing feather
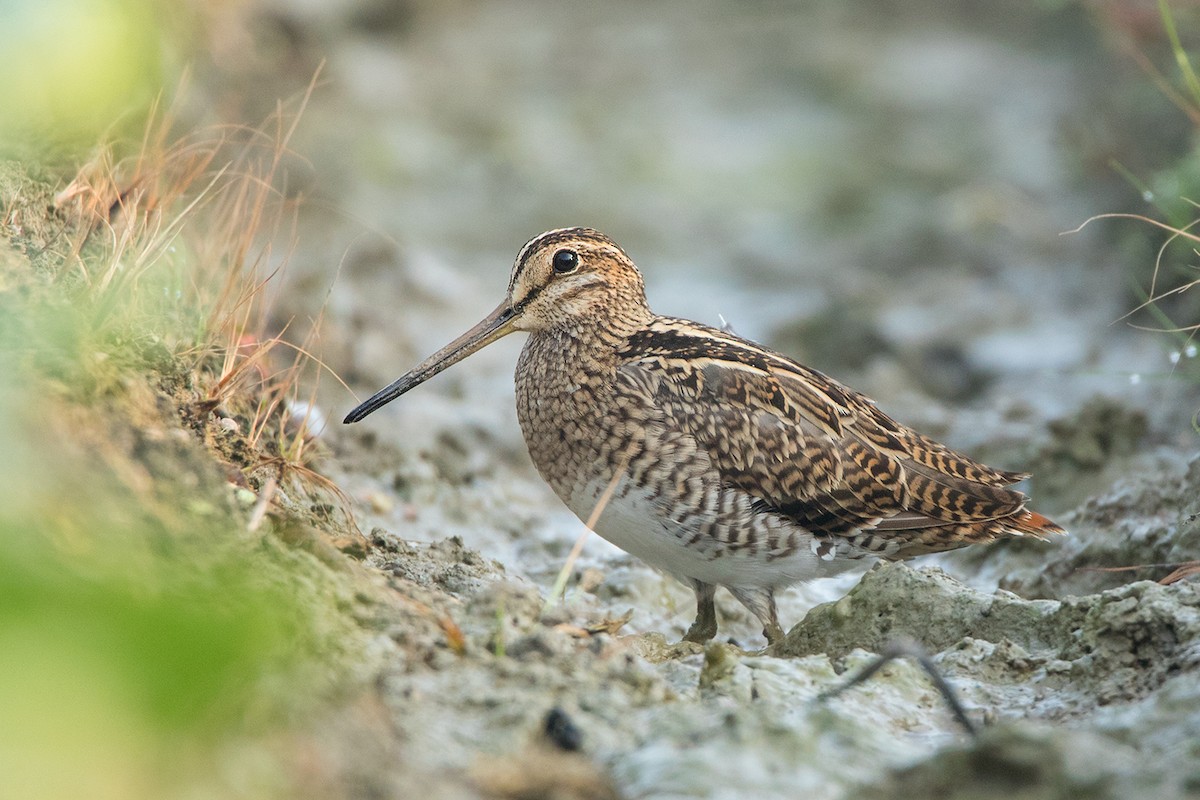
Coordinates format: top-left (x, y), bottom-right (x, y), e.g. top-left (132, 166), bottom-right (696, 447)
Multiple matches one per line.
top-left (617, 318), bottom-right (1044, 551)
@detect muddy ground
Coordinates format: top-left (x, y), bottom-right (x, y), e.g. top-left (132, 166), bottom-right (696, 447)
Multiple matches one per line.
top-left (7, 1), bottom-right (1200, 798)
top-left (234, 2), bottom-right (1200, 797)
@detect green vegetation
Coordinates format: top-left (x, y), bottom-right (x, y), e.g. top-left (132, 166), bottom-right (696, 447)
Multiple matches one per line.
top-left (1139, 1), bottom-right (1200, 425)
top-left (1084, 1), bottom-right (1200, 424)
top-left (0, 0), bottom-right (166, 152)
top-left (0, 93), bottom-right (367, 799)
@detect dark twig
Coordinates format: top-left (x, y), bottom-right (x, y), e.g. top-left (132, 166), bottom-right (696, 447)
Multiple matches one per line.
top-left (818, 637), bottom-right (979, 736)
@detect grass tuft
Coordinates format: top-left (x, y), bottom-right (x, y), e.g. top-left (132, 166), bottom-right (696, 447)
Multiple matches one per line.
top-left (0, 71), bottom-right (373, 800)
top-left (1076, 2), bottom-right (1200, 428)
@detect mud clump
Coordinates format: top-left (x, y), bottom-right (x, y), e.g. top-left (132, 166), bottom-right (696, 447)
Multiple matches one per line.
top-left (850, 723), bottom-right (1141, 800)
top-left (1002, 454), bottom-right (1200, 599)
top-left (375, 533), bottom-right (505, 596)
top-left (1027, 397), bottom-right (1149, 511)
top-left (780, 562), bottom-right (1200, 710)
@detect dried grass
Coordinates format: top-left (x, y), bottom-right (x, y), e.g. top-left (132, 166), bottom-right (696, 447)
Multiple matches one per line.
top-left (48, 66), bottom-right (352, 526)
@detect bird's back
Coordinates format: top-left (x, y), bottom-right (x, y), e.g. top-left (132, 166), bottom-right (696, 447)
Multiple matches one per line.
top-left (610, 316), bottom-right (1063, 560)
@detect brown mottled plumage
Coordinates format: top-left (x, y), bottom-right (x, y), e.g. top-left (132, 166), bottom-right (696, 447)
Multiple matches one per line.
top-left (345, 227), bottom-right (1064, 645)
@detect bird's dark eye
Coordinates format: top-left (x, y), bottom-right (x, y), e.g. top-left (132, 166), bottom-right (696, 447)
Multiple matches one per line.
top-left (551, 249), bottom-right (579, 274)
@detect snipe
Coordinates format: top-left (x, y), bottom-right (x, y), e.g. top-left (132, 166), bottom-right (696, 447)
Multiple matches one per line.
top-left (344, 228), bottom-right (1063, 645)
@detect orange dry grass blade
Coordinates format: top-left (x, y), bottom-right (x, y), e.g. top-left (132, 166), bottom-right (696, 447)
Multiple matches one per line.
top-left (56, 87), bottom-right (232, 298)
top-left (544, 450), bottom-right (633, 610)
top-left (236, 319), bottom-right (359, 536)
top-left (1076, 561), bottom-right (1200, 585)
top-left (52, 67), bottom-right (358, 532)
top-left (200, 326), bottom-right (287, 412)
top-left (1160, 562), bottom-right (1200, 584)
top-left (1068, 212), bottom-right (1200, 334)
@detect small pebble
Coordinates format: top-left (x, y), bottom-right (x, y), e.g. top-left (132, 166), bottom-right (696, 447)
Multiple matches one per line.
top-left (368, 490), bottom-right (394, 514)
top-left (286, 399), bottom-right (328, 438)
top-left (187, 499), bottom-right (216, 516)
top-left (543, 707), bottom-right (583, 752)
top-left (578, 568), bottom-right (605, 594)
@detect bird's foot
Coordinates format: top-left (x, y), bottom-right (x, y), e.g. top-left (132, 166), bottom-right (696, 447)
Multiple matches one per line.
top-left (682, 615), bottom-right (718, 644)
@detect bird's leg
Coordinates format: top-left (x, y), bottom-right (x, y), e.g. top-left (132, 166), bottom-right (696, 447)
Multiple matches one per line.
top-left (728, 586), bottom-right (784, 645)
top-left (682, 580), bottom-right (718, 643)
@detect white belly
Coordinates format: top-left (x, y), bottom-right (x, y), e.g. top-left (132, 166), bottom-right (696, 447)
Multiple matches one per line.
top-left (567, 476), bottom-right (856, 590)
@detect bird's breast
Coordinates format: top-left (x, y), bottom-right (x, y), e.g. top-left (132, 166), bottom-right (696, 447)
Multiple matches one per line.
top-left (514, 334), bottom-right (626, 501)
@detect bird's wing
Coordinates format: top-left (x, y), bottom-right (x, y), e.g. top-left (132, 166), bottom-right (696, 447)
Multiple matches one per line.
top-left (616, 318), bottom-right (1050, 553)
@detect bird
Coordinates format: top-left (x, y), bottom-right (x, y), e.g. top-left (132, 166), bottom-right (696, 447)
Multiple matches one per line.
top-left (344, 227), bottom-right (1064, 646)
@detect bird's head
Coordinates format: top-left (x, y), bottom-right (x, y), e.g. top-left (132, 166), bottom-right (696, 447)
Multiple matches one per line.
top-left (343, 227), bottom-right (650, 423)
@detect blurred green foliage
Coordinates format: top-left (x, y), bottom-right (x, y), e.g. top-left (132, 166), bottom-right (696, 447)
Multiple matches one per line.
top-left (0, 134), bottom-right (351, 800)
top-left (0, 522), bottom-right (294, 798)
top-left (0, 360), bottom-right (323, 799)
top-left (0, 0), bottom-right (166, 152)
top-left (0, 402), bottom-right (295, 796)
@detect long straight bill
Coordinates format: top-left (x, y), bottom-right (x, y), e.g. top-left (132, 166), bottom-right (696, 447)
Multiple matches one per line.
top-left (343, 300), bottom-right (518, 423)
